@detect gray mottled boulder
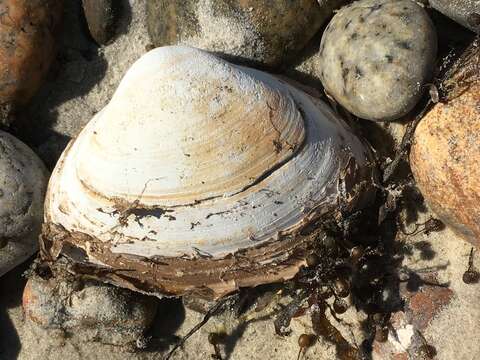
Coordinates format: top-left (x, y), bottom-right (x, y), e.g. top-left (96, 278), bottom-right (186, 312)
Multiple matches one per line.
top-left (317, 0), bottom-right (437, 121)
top-left (23, 274), bottom-right (158, 346)
top-left (0, 131), bottom-right (48, 277)
top-left (429, 0), bottom-right (480, 33)
top-left (146, 0), bottom-right (348, 68)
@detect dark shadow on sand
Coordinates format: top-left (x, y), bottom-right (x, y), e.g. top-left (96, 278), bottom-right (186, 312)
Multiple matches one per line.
top-left (143, 298), bottom-right (185, 352)
top-left (9, 0), bottom-right (134, 170)
top-left (0, 260), bottom-right (32, 359)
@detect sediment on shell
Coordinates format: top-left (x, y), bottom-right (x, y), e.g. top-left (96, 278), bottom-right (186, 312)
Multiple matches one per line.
top-left (40, 223), bottom-right (323, 299)
top-left (39, 185), bottom-right (374, 301)
top-left (40, 147), bottom-right (377, 299)
top-left (40, 143), bottom-right (376, 299)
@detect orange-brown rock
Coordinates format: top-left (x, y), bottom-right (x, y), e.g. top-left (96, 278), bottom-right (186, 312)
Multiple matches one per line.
top-left (0, 0), bottom-right (62, 107)
top-left (411, 80), bottom-right (480, 248)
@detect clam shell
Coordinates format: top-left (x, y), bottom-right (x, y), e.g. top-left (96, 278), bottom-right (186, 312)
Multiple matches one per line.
top-left (42, 46), bottom-right (376, 298)
top-left (0, 131), bottom-right (49, 277)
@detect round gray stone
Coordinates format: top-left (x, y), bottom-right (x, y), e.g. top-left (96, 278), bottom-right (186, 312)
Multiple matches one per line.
top-left (23, 274), bottom-right (158, 346)
top-left (318, 0), bottom-right (437, 121)
top-left (0, 131), bottom-right (48, 277)
top-left (146, 0), bottom-right (348, 68)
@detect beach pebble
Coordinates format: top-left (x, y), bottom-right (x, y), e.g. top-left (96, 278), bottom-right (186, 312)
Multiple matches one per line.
top-left (318, 0), bottom-right (437, 121)
top-left (23, 274), bottom-right (158, 346)
top-left (0, 0), bottom-right (63, 110)
top-left (146, 0), bottom-right (347, 67)
top-left (82, 0), bottom-right (119, 45)
top-left (429, 0), bottom-right (480, 33)
top-left (373, 273), bottom-right (454, 360)
top-left (411, 78), bottom-right (480, 248)
top-left (0, 131), bottom-right (48, 277)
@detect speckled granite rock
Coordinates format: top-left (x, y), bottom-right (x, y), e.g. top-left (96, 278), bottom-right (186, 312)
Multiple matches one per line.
top-left (429, 0), bottom-right (480, 33)
top-left (317, 0), bottom-right (437, 121)
top-left (411, 79), bottom-right (480, 249)
top-left (23, 274), bottom-right (158, 346)
top-left (146, 0), bottom-right (347, 67)
top-left (0, 131), bottom-right (48, 277)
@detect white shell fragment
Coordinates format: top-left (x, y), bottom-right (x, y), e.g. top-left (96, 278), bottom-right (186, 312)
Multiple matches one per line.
top-left (0, 131), bottom-right (49, 277)
top-left (42, 46), bottom-right (376, 298)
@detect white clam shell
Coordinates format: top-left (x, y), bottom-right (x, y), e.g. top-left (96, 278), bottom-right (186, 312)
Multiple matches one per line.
top-left (0, 131), bottom-right (48, 277)
top-left (43, 46), bottom-right (375, 297)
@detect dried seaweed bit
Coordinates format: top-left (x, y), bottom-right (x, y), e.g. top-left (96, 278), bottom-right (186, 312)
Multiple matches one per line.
top-left (400, 217), bottom-right (444, 236)
top-left (463, 247), bottom-right (480, 284)
top-left (382, 98), bottom-right (434, 183)
top-left (311, 304), bottom-right (358, 360)
top-left (414, 329), bottom-right (437, 359)
top-left (164, 294), bottom-right (238, 360)
top-left (440, 37), bottom-right (480, 102)
top-left (377, 187), bottom-right (401, 225)
top-left (273, 291), bottom-right (308, 336)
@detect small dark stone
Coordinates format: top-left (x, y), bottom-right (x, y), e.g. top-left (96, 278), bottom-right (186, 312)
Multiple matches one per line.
top-left (82, 0), bottom-right (120, 45)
